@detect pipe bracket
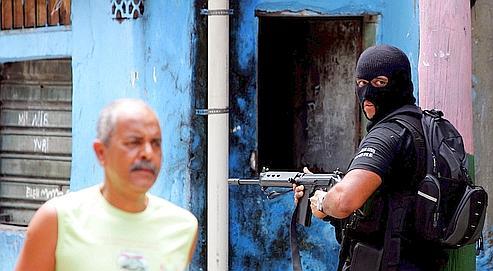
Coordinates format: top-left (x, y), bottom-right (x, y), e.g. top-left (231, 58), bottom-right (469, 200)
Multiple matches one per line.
top-left (200, 9), bottom-right (234, 16)
top-left (195, 108), bottom-right (229, 115)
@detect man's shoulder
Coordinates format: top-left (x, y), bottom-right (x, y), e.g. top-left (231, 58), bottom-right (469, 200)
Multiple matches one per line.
top-left (369, 106), bottom-right (422, 139)
top-left (365, 121), bottom-right (407, 143)
top-left (374, 105), bottom-right (422, 128)
top-left (46, 185), bottom-right (100, 210)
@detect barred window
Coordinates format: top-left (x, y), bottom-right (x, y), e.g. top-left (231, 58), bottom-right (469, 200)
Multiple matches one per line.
top-left (1, 0), bottom-right (71, 30)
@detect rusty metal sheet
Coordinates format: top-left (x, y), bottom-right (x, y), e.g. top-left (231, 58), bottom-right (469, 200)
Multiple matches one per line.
top-left (47, 0), bottom-right (59, 26)
top-left (59, 0), bottom-right (71, 25)
top-left (0, 84), bottom-right (72, 103)
top-left (1, 59), bottom-right (72, 82)
top-left (13, 0), bottom-right (24, 29)
top-left (24, 0), bottom-right (36, 28)
top-left (1, 134), bottom-right (71, 154)
top-left (36, 0), bottom-right (48, 27)
top-left (1, 157), bottom-right (71, 179)
top-left (0, 59), bottom-right (72, 226)
top-left (0, 182), bottom-right (68, 202)
top-left (0, 201), bottom-right (38, 225)
top-left (1, 0), bottom-right (13, 30)
top-left (0, 109), bottom-right (71, 129)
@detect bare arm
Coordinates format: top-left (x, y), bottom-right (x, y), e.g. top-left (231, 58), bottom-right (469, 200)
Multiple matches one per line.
top-left (321, 168), bottom-right (382, 219)
top-left (14, 203), bottom-right (58, 271)
top-left (187, 228), bottom-right (198, 263)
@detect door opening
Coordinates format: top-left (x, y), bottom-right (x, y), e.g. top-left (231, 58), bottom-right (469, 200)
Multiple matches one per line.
top-left (257, 16), bottom-right (363, 172)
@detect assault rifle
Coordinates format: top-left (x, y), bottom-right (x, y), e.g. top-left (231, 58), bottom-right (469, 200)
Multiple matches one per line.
top-left (229, 168), bottom-right (343, 226)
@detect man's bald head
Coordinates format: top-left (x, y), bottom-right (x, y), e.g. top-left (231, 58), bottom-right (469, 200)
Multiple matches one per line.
top-left (96, 99), bottom-right (159, 145)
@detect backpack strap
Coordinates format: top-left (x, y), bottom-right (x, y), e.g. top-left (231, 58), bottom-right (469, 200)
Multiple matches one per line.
top-left (421, 110), bottom-right (440, 174)
top-left (380, 197), bottom-right (398, 271)
top-left (380, 193), bottom-right (416, 270)
top-left (380, 114), bottom-right (426, 270)
top-left (391, 115), bottom-right (427, 179)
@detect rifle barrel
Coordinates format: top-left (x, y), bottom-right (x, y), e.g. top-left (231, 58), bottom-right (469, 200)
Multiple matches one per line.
top-left (228, 179), bottom-right (260, 185)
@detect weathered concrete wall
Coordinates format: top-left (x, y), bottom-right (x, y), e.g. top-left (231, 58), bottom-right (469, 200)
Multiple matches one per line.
top-left (0, 27), bottom-right (71, 62)
top-left (0, 1), bottom-right (206, 270)
top-left (0, 227), bottom-right (24, 271)
top-left (472, 0), bottom-right (493, 270)
top-left (229, 1), bottom-right (419, 270)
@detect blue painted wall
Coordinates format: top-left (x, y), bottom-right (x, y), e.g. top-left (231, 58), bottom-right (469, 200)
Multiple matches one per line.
top-left (1, 1), bottom-right (489, 271)
top-left (0, 228), bottom-right (25, 271)
top-left (228, 1), bottom-right (419, 270)
top-left (0, 1), bottom-right (205, 270)
top-left (477, 226), bottom-right (493, 270)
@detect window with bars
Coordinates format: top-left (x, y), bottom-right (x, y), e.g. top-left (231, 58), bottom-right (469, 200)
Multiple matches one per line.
top-left (1, 0), bottom-right (71, 30)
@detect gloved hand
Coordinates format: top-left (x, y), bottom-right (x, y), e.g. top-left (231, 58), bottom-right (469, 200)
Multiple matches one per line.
top-left (310, 190), bottom-right (328, 219)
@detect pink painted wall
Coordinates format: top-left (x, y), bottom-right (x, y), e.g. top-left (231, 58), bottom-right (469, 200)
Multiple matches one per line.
top-left (418, 0), bottom-right (473, 153)
top-left (419, 2), bottom-right (476, 269)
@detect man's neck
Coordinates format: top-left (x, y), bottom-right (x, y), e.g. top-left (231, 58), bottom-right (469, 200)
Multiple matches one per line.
top-left (99, 184), bottom-right (148, 213)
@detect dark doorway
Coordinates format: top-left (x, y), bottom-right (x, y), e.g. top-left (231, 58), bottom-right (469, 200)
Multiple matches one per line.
top-left (257, 16), bottom-right (363, 172)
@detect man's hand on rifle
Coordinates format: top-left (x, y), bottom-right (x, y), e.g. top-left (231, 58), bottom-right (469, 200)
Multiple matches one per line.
top-left (292, 167), bottom-right (328, 219)
top-left (292, 166), bottom-right (311, 204)
top-left (310, 190), bottom-right (328, 219)
top-left (293, 184), bottom-right (304, 205)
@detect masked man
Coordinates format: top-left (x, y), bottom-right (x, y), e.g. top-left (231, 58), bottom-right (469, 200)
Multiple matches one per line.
top-left (294, 45), bottom-right (448, 270)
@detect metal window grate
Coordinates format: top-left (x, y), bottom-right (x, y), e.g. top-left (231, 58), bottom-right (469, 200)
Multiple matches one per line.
top-left (111, 0), bottom-right (144, 21)
top-left (0, 0), bottom-right (71, 30)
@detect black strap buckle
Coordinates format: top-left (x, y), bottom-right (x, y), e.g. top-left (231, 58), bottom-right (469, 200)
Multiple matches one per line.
top-left (423, 109), bottom-right (443, 118)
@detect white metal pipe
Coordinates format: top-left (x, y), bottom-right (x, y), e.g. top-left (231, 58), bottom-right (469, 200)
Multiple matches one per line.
top-left (207, 0), bottom-right (229, 270)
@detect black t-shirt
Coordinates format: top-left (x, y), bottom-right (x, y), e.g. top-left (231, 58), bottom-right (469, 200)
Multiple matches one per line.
top-left (343, 105), bottom-right (448, 270)
top-left (348, 120), bottom-right (419, 192)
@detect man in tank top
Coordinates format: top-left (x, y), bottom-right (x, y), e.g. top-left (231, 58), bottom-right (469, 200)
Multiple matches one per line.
top-left (15, 98), bottom-right (198, 271)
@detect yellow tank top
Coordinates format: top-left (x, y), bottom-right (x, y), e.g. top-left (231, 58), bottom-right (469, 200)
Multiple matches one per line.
top-left (49, 185), bottom-right (198, 271)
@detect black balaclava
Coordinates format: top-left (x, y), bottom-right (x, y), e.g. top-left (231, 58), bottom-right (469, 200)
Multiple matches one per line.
top-left (355, 45), bottom-right (416, 123)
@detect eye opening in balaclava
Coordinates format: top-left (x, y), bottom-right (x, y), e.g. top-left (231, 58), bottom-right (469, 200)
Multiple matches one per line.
top-left (355, 45), bottom-right (416, 122)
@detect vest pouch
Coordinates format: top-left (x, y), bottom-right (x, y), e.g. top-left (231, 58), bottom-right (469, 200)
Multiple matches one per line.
top-left (415, 174), bottom-right (441, 241)
top-left (349, 242), bottom-right (383, 271)
top-left (442, 185), bottom-right (488, 247)
top-left (347, 194), bottom-right (386, 236)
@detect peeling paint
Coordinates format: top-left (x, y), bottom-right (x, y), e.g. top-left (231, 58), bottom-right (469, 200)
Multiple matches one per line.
top-left (434, 50), bottom-right (451, 59)
top-left (0, 227), bottom-right (25, 271)
top-left (130, 71), bottom-right (139, 87)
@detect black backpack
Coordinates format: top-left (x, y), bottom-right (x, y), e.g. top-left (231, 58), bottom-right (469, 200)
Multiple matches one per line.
top-left (395, 109), bottom-right (488, 249)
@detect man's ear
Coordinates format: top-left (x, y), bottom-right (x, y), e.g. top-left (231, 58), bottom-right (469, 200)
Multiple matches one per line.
top-left (93, 139), bottom-right (106, 165)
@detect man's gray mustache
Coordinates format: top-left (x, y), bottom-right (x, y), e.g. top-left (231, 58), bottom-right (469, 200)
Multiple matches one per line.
top-left (130, 161), bottom-right (158, 175)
